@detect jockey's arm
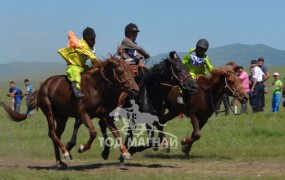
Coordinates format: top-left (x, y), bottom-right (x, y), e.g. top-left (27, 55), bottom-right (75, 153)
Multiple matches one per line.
top-left (205, 56), bottom-right (215, 73)
top-left (122, 38), bottom-right (150, 59)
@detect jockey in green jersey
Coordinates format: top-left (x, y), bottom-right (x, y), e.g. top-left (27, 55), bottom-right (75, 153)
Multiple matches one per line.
top-left (182, 39), bottom-right (214, 79)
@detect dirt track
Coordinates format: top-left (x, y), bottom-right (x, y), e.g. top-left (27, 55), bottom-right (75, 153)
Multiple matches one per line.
top-left (1, 158), bottom-right (285, 177)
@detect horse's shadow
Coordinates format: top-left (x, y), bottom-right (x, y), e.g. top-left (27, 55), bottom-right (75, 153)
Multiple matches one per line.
top-left (28, 162), bottom-right (178, 171)
top-left (143, 153), bottom-right (205, 160)
top-left (143, 153), bottom-right (232, 160)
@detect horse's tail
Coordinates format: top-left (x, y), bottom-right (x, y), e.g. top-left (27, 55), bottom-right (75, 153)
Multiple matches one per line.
top-left (28, 89), bottom-right (39, 110)
top-left (0, 89), bottom-right (39, 122)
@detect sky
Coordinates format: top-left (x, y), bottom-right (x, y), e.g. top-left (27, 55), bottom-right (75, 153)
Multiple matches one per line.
top-left (0, 0), bottom-right (285, 64)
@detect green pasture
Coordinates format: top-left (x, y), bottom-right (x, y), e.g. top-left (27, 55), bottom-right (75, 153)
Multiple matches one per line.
top-left (0, 67), bottom-right (285, 179)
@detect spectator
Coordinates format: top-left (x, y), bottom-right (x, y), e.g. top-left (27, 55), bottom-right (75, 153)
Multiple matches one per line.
top-left (282, 77), bottom-right (285, 107)
top-left (250, 60), bottom-right (264, 113)
top-left (237, 66), bottom-right (250, 114)
top-left (258, 57), bottom-right (270, 110)
top-left (248, 67), bottom-right (255, 107)
top-left (8, 87), bottom-right (15, 111)
top-left (215, 94), bottom-right (230, 116)
top-left (269, 73), bottom-right (283, 112)
top-left (24, 79), bottom-right (34, 117)
top-left (7, 81), bottom-right (22, 113)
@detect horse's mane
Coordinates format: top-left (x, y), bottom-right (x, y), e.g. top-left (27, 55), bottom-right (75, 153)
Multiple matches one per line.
top-left (141, 59), bottom-right (169, 86)
top-left (87, 55), bottom-right (120, 75)
top-left (197, 66), bottom-right (235, 90)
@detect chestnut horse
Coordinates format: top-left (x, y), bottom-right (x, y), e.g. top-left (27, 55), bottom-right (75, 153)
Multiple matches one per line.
top-left (65, 54), bottom-right (199, 160)
top-left (128, 62), bottom-right (248, 156)
top-left (0, 56), bottom-right (139, 168)
top-left (156, 63), bottom-right (249, 156)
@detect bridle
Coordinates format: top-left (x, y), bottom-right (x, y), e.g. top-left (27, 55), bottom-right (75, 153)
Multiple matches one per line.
top-left (160, 66), bottom-right (193, 90)
top-left (224, 75), bottom-right (242, 97)
top-left (100, 66), bottom-right (132, 90)
top-left (210, 75), bottom-right (243, 115)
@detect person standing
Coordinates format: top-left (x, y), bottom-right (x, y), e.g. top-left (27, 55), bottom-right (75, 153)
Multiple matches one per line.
top-left (269, 72), bottom-right (283, 112)
top-left (250, 60), bottom-right (264, 113)
top-left (215, 94), bottom-right (230, 116)
top-left (237, 66), bottom-right (250, 114)
top-left (7, 81), bottom-right (22, 113)
top-left (24, 79), bottom-right (34, 117)
top-left (258, 57), bottom-right (270, 110)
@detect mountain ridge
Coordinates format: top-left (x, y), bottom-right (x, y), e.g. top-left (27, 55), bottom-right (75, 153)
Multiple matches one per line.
top-left (147, 43), bottom-right (285, 67)
top-left (1, 44), bottom-right (284, 80)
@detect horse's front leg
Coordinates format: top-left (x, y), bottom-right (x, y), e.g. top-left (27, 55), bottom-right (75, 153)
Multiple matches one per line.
top-left (181, 114), bottom-right (201, 156)
top-left (103, 118), bottom-right (132, 160)
top-left (77, 111), bottom-right (97, 153)
top-left (66, 117), bottom-right (83, 152)
top-left (99, 119), bottom-right (110, 160)
top-left (157, 110), bottom-right (179, 152)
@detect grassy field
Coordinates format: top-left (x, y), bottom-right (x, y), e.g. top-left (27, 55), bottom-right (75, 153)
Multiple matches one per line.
top-left (0, 67), bottom-right (285, 179)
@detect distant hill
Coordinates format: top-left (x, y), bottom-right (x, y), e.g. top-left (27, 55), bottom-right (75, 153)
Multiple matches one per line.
top-left (0, 44), bottom-right (284, 83)
top-left (147, 44), bottom-right (285, 67)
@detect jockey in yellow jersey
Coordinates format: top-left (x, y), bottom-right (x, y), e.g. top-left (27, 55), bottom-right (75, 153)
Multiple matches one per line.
top-left (58, 27), bottom-right (99, 98)
top-left (177, 39), bottom-right (214, 105)
top-left (182, 39), bottom-right (214, 79)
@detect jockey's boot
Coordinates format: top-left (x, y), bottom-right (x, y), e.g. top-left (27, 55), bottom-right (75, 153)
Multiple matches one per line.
top-left (71, 82), bottom-right (85, 98)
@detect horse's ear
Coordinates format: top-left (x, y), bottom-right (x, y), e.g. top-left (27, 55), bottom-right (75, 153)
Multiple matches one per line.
top-left (117, 47), bottom-right (124, 59)
top-left (226, 62), bottom-right (238, 72)
top-left (108, 56), bottom-right (120, 67)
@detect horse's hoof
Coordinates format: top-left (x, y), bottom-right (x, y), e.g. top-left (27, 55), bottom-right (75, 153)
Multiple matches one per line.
top-left (101, 150), bottom-right (110, 160)
top-left (181, 138), bottom-right (187, 145)
top-left (63, 152), bottom-right (72, 160)
top-left (163, 147), bottom-right (170, 153)
top-left (122, 152), bottom-right (132, 160)
top-left (181, 145), bottom-right (190, 156)
top-left (56, 161), bottom-right (68, 170)
top-left (128, 147), bottom-right (136, 155)
top-left (78, 145), bottom-right (84, 153)
top-left (152, 146), bottom-right (159, 151)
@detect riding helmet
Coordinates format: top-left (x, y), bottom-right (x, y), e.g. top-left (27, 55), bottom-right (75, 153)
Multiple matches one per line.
top-left (83, 27), bottom-right (96, 39)
top-left (196, 39), bottom-right (209, 50)
top-left (125, 23), bottom-right (140, 36)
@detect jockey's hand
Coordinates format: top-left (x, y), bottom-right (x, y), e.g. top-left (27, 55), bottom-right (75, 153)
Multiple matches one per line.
top-left (138, 62), bottom-right (146, 68)
top-left (144, 54), bottom-right (150, 59)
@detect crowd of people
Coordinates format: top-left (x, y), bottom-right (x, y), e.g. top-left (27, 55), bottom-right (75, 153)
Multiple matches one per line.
top-left (5, 23), bottom-right (285, 116)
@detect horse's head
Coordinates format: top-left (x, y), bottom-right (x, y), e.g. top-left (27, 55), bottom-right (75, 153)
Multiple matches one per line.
top-left (216, 64), bottom-right (248, 104)
top-left (165, 51), bottom-right (198, 95)
top-left (95, 56), bottom-right (139, 95)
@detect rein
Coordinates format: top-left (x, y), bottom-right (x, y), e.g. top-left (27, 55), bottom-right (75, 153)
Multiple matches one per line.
top-left (100, 66), bottom-right (132, 88)
top-left (160, 66), bottom-right (192, 89)
top-left (210, 76), bottom-right (243, 116)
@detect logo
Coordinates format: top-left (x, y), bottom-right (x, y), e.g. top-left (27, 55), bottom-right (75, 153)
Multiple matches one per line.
top-left (100, 100), bottom-right (179, 149)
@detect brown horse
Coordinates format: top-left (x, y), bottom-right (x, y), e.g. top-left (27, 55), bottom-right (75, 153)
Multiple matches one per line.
top-left (0, 56), bottom-right (139, 168)
top-left (154, 62), bottom-right (249, 156)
